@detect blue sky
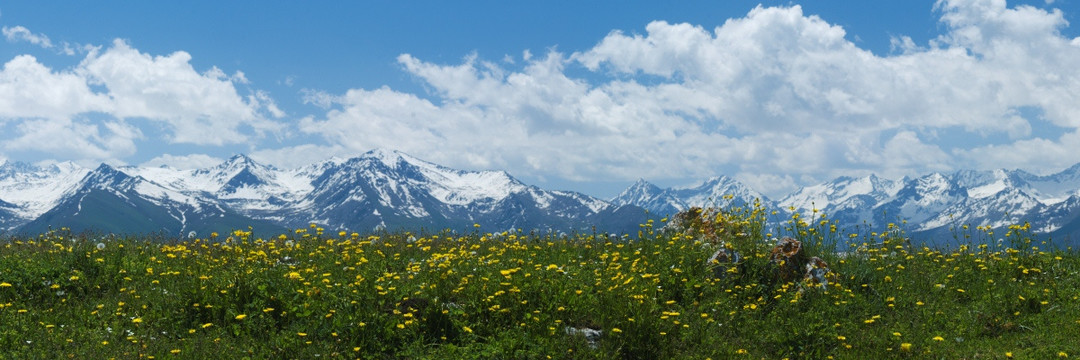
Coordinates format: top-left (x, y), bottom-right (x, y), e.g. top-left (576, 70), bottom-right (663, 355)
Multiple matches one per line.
top-left (2, 0), bottom-right (1080, 199)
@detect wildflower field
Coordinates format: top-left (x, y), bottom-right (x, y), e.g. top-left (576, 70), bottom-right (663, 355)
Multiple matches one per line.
top-left (0, 204), bottom-right (1078, 359)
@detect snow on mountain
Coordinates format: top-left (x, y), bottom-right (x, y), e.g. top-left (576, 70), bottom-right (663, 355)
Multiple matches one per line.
top-left (675, 176), bottom-right (768, 208)
top-left (126, 154), bottom-right (319, 217)
top-left (1016, 163), bottom-right (1080, 204)
top-left (614, 162), bottom-right (1080, 245)
top-left (5, 149), bottom-right (1080, 241)
top-left (0, 161), bottom-right (90, 225)
top-left (611, 176), bottom-right (770, 216)
top-left (874, 172), bottom-right (968, 226)
top-left (387, 149), bottom-right (528, 205)
top-left (919, 187), bottom-right (1044, 231)
top-left (283, 149), bottom-right (628, 232)
top-left (79, 163), bottom-right (213, 216)
top-left (611, 179), bottom-right (684, 216)
top-left (1033, 195), bottom-right (1080, 236)
top-left (779, 174), bottom-right (905, 215)
top-left (129, 155), bottom-right (279, 198)
top-left (17, 163), bottom-right (287, 236)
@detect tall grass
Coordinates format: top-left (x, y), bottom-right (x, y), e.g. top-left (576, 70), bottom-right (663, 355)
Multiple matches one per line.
top-left (0, 204), bottom-right (1077, 359)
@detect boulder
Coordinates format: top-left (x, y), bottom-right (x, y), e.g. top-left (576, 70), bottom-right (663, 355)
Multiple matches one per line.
top-left (666, 206), bottom-right (725, 245)
top-left (769, 237), bottom-right (809, 282)
top-left (706, 248), bottom-right (741, 278)
top-left (803, 256), bottom-right (830, 288)
top-left (564, 326), bottom-right (603, 349)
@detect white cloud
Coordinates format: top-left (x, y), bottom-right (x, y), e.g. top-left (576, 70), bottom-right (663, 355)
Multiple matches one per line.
top-left (296, 1), bottom-right (1080, 197)
top-left (954, 130), bottom-right (1080, 173)
top-left (79, 40), bottom-right (283, 145)
top-left (247, 143), bottom-right (345, 168)
top-left (3, 25), bottom-right (77, 55)
top-left (140, 153), bottom-right (224, 170)
top-left (300, 89), bottom-right (336, 109)
top-left (3, 117), bottom-right (140, 161)
top-left (3, 25), bottom-right (53, 48)
top-left (0, 55), bottom-right (112, 119)
top-left (250, 90), bottom-right (285, 118)
top-left (736, 173), bottom-right (798, 199)
top-left (6, 1), bottom-right (1078, 199)
top-left (0, 38), bottom-right (285, 165)
top-left (250, 144), bottom-right (349, 169)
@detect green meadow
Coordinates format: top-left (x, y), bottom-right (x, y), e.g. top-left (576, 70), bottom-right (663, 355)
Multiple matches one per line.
top-left (1, 203), bottom-right (1077, 359)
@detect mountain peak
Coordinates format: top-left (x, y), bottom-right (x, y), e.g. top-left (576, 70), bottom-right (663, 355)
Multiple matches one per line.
top-left (93, 162), bottom-right (118, 172)
top-left (629, 178), bottom-right (659, 190)
top-left (80, 163), bottom-right (137, 190)
top-left (1063, 162), bottom-right (1080, 173)
top-left (612, 179), bottom-right (662, 203)
top-left (5, 150), bottom-right (1080, 243)
top-left (0, 160), bottom-right (36, 175)
top-left (1051, 162), bottom-right (1080, 181)
top-left (220, 154), bottom-right (274, 170)
top-left (227, 153), bottom-right (254, 163)
top-left (362, 148), bottom-right (405, 163)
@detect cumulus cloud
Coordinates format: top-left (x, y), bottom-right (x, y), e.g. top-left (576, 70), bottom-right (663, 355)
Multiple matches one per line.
top-left (955, 130), bottom-right (1080, 171)
top-left (3, 25), bottom-right (53, 48)
top-left (250, 144), bottom-right (349, 169)
top-left (0, 55), bottom-right (112, 119)
top-left (0, 37), bottom-right (284, 164)
top-left (3, 118), bottom-right (141, 160)
top-left (296, 0), bottom-right (1080, 196)
top-left (140, 153), bottom-right (224, 170)
top-left (7, 1), bottom-right (1077, 198)
top-left (3, 25), bottom-right (78, 55)
top-left (79, 40), bottom-right (283, 144)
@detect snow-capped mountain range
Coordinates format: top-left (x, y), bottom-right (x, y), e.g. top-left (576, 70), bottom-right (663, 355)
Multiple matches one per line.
top-left (617, 164), bottom-right (1080, 245)
top-left (2, 149), bottom-right (1079, 245)
top-left (0, 149), bottom-right (650, 236)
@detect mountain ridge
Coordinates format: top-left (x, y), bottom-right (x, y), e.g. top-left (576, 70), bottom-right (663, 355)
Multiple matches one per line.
top-left (620, 165), bottom-right (1080, 246)
top-left (2, 151), bottom-right (1080, 245)
top-left (1, 149), bottom-right (654, 237)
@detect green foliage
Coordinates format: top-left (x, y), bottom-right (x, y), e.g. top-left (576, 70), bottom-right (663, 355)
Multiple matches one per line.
top-left (0, 212), bottom-right (1077, 359)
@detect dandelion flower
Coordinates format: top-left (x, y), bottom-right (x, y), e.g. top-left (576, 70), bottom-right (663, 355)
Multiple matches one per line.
top-left (234, 314), bottom-right (247, 320)
top-left (932, 336), bottom-right (944, 341)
